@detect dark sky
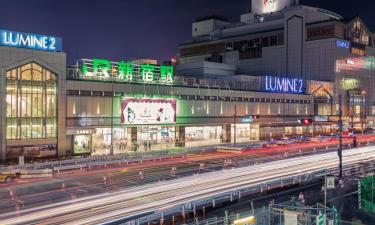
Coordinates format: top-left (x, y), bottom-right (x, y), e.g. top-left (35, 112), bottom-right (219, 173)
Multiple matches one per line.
top-left (0, 0), bottom-right (374, 64)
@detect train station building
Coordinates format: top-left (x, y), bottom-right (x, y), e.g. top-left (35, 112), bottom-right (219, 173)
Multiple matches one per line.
top-left (0, 0), bottom-right (374, 160)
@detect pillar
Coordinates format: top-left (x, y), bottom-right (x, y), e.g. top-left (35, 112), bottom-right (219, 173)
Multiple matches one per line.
top-left (222, 124), bottom-right (231, 143)
top-left (175, 126), bottom-right (185, 147)
top-left (127, 127), bottom-right (137, 146)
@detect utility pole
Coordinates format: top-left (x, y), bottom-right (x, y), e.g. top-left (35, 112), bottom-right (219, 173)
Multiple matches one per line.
top-left (110, 70), bottom-right (114, 155)
top-left (338, 94), bottom-right (343, 178)
top-left (234, 103), bottom-right (237, 146)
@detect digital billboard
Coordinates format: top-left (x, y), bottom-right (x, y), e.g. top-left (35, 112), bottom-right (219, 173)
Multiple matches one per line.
top-left (121, 98), bottom-right (176, 125)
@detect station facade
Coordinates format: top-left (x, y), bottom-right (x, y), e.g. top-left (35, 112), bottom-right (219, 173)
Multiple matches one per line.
top-left (0, 1), bottom-right (373, 160)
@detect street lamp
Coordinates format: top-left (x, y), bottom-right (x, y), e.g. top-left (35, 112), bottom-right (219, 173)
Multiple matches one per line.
top-left (361, 91), bottom-right (366, 134)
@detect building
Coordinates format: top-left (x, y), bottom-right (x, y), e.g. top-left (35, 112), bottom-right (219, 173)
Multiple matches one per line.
top-left (64, 60), bottom-right (333, 156)
top-left (0, 29), bottom-right (67, 161)
top-left (178, 0), bottom-right (375, 130)
top-left (0, 1), bottom-right (373, 161)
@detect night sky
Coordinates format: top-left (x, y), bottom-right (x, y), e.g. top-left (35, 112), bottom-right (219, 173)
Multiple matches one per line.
top-left (0, 0), bottom-right (374, 64)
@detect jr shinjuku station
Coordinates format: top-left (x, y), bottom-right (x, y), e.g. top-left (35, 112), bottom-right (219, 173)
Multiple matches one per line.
top-left (0, 0), bottom-right (375, 161)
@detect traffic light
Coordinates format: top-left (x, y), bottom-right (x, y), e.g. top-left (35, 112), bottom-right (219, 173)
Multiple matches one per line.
top-left (297, 118), bottom-right (313, 124)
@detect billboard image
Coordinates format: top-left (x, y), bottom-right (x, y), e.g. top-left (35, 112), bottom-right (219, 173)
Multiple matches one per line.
top-left (73, 135), bottom-right (92, 154)
top-left (252, 0), bottom-right (297, 14)
top-left (121, 98), bottom-right (176, 125)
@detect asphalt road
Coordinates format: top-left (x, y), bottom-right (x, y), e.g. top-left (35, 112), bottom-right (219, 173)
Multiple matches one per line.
top-left (0, 136), bottom-right (374, 216)
top-left (0, 146), bottom-right (374, 225)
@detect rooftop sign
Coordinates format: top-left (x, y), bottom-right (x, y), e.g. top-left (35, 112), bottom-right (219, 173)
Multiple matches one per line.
top-left (0, 29), bottom-right (62, 52)
top-left (264, 76), bottom-right (305, 94)
top-left (79, 59), bottom-right (174, 85)
top-left (252, 0), bottom-right (297, 15)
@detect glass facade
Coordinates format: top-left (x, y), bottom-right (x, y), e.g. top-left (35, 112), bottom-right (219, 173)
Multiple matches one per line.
top-left (6, 63), bottom-right (57, 140)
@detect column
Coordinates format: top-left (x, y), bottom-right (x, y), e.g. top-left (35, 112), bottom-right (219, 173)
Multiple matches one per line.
top-left (175, 126), bottom-right (185, 147)
top-left (222, 124), bottom-right (231, 143)
top-left (127, 127), bottom-right (137, 146)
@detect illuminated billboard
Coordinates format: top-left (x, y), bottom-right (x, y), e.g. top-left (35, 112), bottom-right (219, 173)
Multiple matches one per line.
top-left (73, 135), bottom-right (92, 154)
top-left (121, 98), bottom-right (176, 125)
top-left (252, 0), bottom-right (297, 14)
top-left (78, 59), bottom-right (174, 85)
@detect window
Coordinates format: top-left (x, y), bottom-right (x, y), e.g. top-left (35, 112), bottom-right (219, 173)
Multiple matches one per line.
top-left (6, 63), bottom-right (57, 140)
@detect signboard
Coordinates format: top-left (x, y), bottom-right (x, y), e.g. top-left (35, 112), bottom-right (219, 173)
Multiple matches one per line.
top-left (326, 176), bottom-right (335, 189)
top-left (73, 135), bottom-right (92, 154)
top-left (79, 59), bottom-right (174, 85)
top-left (315, 116), bottom-right (329, 122)
top-left (336, 40), bottom-right (350, 49)
top-left (0, 29), bottom-right (62, 52)
top-left (6, 145), bottom-right (57, 158)
top-left (121, 98), bottom-right (176, 125)
top-left (264, 76), bottom-right (305, 94)
top-left (340, 78), bottom-right (360, 90)
top-left (241, 116), bottom-right (254, 123)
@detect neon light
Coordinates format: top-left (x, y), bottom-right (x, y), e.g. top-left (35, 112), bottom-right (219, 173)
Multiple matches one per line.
top-left (79, 59), bottom-right (174, 85)
top-left (0, 29), bottom-right (62, 51)
top-left (118, 61), bottom-right (133, 81)
top-left (264, 76), bottom-right (305, 94)
top-left (141, 64), bottom-right (155, 82)
top-left (336, 40), bottom-right (350, 49)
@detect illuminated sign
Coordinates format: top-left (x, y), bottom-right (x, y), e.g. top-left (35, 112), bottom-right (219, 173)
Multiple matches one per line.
top-left (252, 0), bottom-right (295, 14)
top-left (121, 98), bottom-right (176, 125)
top-left (0, 29), bottom-right (62, 52)
top-left (241, 116), bottom-right (254, 123)
top-left (341, 78), bottom-right (360, 90)
top-left (79, 59), bottom-right (174, 84)
top-left (264, 76), bottom-right (305, 94)
top-left (73, 135), bottom-right (92, 154)
top-left (336, 40), bottom-right (350, 49)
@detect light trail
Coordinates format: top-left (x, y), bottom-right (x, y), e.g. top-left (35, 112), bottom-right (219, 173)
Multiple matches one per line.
top-left (0, 146), bottom-right (374, 225)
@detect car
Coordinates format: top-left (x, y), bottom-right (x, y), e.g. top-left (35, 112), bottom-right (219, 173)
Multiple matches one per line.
top-left (0, 172), bottom-right (16, 183)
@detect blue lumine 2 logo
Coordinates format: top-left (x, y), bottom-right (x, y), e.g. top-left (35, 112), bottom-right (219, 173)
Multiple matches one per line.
top-left (0, 29), bottom-right (62, 52)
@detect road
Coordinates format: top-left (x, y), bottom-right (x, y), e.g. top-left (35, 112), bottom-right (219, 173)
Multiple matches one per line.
top-left (1, 135), bottom-right (373, 215)
top-left (0, 145), bottom-right (374, 225)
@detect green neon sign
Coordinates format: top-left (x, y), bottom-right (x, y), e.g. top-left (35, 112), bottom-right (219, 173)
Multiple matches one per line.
top-left (118, 61), bottom-right (133, 81)
top-left (141, 64), bottom-right (155, 82)
top-left (79, 58), bottom-right (174, 85)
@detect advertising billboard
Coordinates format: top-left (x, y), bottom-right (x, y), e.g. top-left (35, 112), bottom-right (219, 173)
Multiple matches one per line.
top-left (73, 135), bottom-right (92, 154)
top-left (252, 0), bottom-right (298, 15)
top-left (121, 98), bottom-right (176, 125)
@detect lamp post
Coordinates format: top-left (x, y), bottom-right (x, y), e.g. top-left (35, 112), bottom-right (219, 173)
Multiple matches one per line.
top-left (361, 91), bottom-right (366, 134)
top-left (338, 94), bottom-right (343, 178)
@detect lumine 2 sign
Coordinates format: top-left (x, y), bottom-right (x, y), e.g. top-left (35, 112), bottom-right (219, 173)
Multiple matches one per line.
top-left (0, 29), bottom-right (62, 52)
top-left (80, 59), bottom-right (174, 84)
top-left (264, 76), bottom-right (305, 94)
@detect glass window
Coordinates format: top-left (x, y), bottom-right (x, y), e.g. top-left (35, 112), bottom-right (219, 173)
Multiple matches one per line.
top-left (6, 62), bottom-right (57, 140)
